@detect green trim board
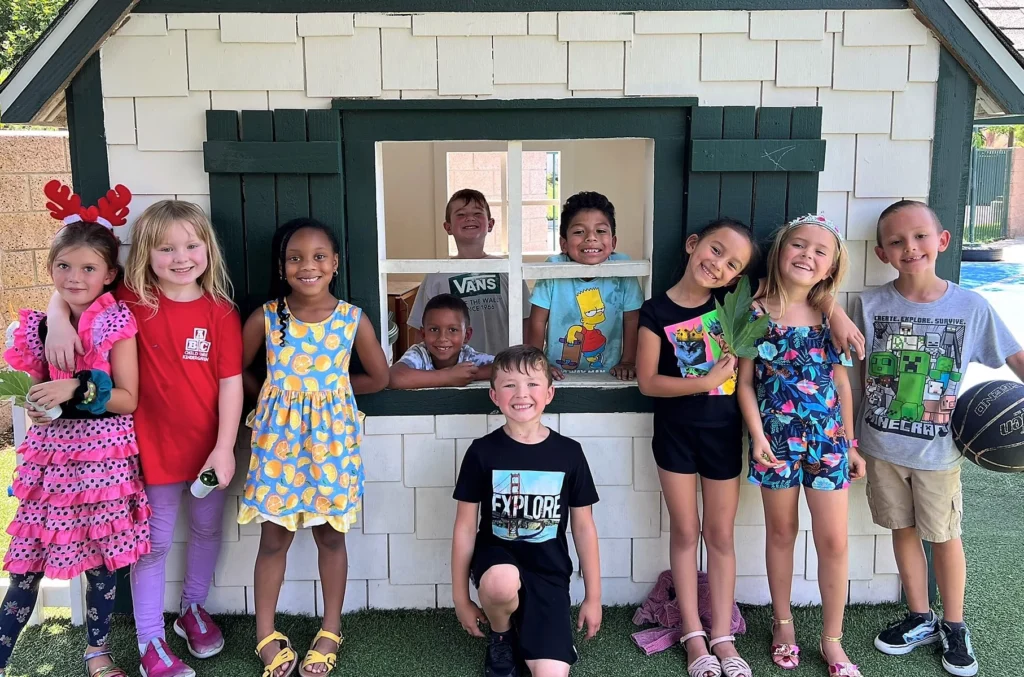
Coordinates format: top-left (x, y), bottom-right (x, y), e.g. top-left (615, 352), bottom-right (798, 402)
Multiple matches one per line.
top-left (139, 0), bottom-right (906, 11)
top-left (975, 114), bottom-right (1024, 125)
top-left (690, 139), bottom-right (826, 173)
top-left (204, 141), bottom-right (344, 174)
top-left (0, 0), bottom-right (135, 124)
top-left (65, 52), bottom-right (109, 205)
top-left (932, 47), bottom-right (978, 284)
top-left (335, 98), bottom-right (699, 111)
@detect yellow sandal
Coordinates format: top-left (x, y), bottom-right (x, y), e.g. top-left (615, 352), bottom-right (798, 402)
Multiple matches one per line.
top-left (256, 631), bottom-right (297, 677)
top-left (299, 629), bottom-right (342, 676)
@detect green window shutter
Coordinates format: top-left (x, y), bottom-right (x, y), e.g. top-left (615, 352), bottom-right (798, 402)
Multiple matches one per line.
top-left (686, 105), bottom-right (825, 245)
top-left (203, 109), bottom-right (346, 314)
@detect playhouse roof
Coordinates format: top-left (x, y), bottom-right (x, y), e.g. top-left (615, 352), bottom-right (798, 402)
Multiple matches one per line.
top-left (4, 0), bottom-right (1024, 124)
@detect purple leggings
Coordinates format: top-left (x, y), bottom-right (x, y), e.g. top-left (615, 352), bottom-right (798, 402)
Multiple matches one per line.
top-left (130, 482), bottom-right (226, 645)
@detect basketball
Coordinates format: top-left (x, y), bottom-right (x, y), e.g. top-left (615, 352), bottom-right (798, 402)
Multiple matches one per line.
top-left (951, 380), bottom-right (1024, 473)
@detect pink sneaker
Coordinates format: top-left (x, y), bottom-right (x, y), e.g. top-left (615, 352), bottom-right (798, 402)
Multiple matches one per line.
top-left (173, 604), bottom-right (225, 659)
top-left (139, 638), bottom-right (195, 677)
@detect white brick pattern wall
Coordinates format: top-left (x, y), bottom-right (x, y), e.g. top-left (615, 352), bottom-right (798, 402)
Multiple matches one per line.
top-left (97, 7), bottom-right (940, 614)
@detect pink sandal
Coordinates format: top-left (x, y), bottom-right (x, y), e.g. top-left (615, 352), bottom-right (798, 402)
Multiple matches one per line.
top-left (679, 630), bottom-right (722, 677)
top-left (820, 633), bottom-right (862, 676)
top-left (709, 635), bottom-right (752, 677)
top-left (771, 617), bottom-right (800, 670)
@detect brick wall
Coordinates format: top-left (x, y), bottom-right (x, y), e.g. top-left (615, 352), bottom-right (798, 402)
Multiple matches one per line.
top-left (1008, 149), bottom-right (1024, 238)
top-left (0, 131), bottom-right (72, 431)
top-left (84, 8), bottom-right (939, 614)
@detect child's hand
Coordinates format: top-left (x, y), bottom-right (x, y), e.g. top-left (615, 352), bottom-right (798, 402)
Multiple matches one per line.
top-left (446, 362), bottom-right (480, 387)
top-left (551, 365), bottom-right (565, 381)
top-left (44, 322), bottom-right (84, 373)
top-left (751, 434), bottom-right (783, 469)
top-left (26, 408), bottom-right (52, 426)
top-left (706, 354), bottom-right (737, 388)
top-left (455, 599), bottom-right (487, 638)
top-left (829, 313), bottom-right (865, 363)
top-left (203, 446), bottom-right (236, 490)
top-left (609, 361), bottom-right (636, 381)
top-left (848, 448), bottom-right (866, 480)
top-left (578, 596), bottom-right (602, 639)
top-left (27, 379), bottom-right (77, 410)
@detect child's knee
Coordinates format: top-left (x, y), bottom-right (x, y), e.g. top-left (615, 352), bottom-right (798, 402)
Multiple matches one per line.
top-left (670, 519), bottom-right (700, 552)
top-left (814, 532), bottom-right (848, 559)
top-left (766, 518), bottom-right (799, 546)
top-left (701, 521), bottom-right (735, 553)
top-left (526, 659), bottom-right (571, 677)
top-left (257, 527), bottom-right (294, 557)
top-left (312, 526), bottom-right (347, 552)
top-left (478, 565), bottom-right (520, 605)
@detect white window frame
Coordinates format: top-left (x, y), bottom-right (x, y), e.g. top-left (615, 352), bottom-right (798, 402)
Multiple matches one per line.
top-left (378, 139), bottom-right (655, 382)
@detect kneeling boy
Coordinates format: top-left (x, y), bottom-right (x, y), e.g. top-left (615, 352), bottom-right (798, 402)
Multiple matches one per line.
top-left (451, 346), bottom-right (602, 677)
top-left (390, 294), bottom-right (494, 389)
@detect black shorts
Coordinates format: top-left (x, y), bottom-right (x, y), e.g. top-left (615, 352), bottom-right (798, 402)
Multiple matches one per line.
top-left (470, 545), bottom-right (578, 666)
top-left (651, 418), bottom-right (743, 480)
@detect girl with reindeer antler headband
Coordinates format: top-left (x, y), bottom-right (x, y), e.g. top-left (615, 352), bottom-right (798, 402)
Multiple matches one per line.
top-left (0, 180), bottom-right (149, 677)
top-left (42, 193), bottom-right (243, 677)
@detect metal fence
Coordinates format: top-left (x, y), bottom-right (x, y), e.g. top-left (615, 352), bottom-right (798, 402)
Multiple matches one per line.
top-left (966, 147), bottom-right (1012, 242)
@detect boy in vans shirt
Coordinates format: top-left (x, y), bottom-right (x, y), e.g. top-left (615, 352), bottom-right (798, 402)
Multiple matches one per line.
top-left (853, 201), bottom-right (1024, 677)
top-left (390, 294), bottom-right (493, 388)
top-left (527, 192), bottom-right (644, 381)
top-left (452, 345), bottom-right (602, 677)
top-left (408, 189), bottom-right (531, 356)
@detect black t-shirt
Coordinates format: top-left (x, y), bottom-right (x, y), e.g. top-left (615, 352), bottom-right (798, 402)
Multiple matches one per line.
top-left (453, 427), bottom-right (599, 580)
top-left (638, 289), bottom-right (740, 427)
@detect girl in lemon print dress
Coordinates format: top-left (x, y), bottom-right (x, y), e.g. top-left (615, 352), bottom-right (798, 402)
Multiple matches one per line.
top-left (239, 218), bottom-right (389, 677)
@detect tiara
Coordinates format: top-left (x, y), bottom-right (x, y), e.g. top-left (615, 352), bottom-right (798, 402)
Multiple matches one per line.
top-left (44, 180), bottom-right (132, 231)
top-left (785, 213), bottom-right (842, 241)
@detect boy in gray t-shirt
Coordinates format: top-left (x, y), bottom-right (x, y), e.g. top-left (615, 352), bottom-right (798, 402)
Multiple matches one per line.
top-left (851, 201), bottom-right (1024, 677)
top-left (408, 189), bottom-right (531, 356)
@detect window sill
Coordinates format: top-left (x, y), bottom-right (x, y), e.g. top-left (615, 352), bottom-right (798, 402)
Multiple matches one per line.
top-left (359, 373), bottom-right (651, 416)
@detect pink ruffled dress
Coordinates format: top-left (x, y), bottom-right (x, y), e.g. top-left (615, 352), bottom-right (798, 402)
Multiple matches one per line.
top-left (2, 293), bottom-right (151, 579)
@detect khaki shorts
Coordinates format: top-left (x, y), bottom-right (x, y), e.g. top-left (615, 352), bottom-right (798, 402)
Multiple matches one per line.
top-left (864, 455), bottom-right (963, 543)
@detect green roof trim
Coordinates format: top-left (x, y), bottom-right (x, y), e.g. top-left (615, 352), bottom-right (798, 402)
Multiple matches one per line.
top-left (0, 0), bottom-right (135, 124)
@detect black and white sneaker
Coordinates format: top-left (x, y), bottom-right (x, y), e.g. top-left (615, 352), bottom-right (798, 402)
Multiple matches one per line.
top-left (940, 622), bottom-right (979, 677)
top-left (484, 627), bottom-right (519, 677)
top-left (874, 612), bottom-right (941, 655)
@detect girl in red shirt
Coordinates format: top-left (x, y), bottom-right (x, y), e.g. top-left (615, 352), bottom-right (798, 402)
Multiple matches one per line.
top-left (46, 201), bottom-right (243, 677)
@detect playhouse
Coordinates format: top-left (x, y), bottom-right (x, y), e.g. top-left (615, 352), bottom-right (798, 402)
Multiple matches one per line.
top-left (2, 0), bottom-right (1023, 620)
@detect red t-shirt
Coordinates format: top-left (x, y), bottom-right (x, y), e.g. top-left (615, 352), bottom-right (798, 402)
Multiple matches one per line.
top-left (116, 285), bottom-right (243, 485)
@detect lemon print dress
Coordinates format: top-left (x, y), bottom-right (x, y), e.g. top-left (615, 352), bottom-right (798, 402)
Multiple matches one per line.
top-left (239, 299), bottom-right (364, 532)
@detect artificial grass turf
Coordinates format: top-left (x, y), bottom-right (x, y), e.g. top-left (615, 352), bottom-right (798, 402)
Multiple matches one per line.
top-left (2, 464), bottom-right (1021, 676)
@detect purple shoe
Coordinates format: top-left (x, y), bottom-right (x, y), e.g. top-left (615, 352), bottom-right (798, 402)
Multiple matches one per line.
top-left (139, 638), bottom-right (195, 677)
top-left (172, 604), bottom-right (225, 659)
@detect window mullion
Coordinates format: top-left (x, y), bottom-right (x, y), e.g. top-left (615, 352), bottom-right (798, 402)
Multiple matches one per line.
top-left (507, 141), bottom-right (524, 347)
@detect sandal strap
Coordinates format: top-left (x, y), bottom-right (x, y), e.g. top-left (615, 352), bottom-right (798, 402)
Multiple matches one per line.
top-left (822, 633), bottom-right (844, 643)
top-left (709, 635), bottom-right (736, 648)
top-left (84, 650), bottom-right (113, 662)
top-left (687, 653), bottom-right (722, 677)
top-left (256, 632), bottom-right (296, 677)
top-left (679, 630), bottom-right (709, 644)
top-left (772, 616), bottom-right (794, 626)
top-left (256, 631), bottom-right (292, 655)
top-left (312, 629), bottom-right (342, 646)
top-left (302, 650), bottom-right (338, 670)
top-left (773, 643), bottom-right (801, 656)
top-left (720, 656), bottom-right (753, 677)
top-left (90, 668), bottom-right (127, 677)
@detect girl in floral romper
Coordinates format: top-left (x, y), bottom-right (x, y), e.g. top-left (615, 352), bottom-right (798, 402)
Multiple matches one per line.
top-left (736, 215), bottom-right (866, 677)
top-left (1, 182), bottom-right (149, 677)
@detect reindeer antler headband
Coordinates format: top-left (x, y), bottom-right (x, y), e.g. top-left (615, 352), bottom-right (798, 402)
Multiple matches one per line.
top-left (44, 180), bottom-right (132, 231)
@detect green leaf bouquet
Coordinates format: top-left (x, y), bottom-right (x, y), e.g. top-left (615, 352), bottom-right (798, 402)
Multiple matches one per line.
top-left (713, 277), bottom-right (770, 360)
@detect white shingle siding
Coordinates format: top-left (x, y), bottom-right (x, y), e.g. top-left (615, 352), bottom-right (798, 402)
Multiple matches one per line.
top-left (220, 13), bottom-right (297, 43)
top-left (749, 11), bottom-right (825, 41)
top-left (93, 7), bottom-right (943, 616)
top-left (116, 14), bottom-right (167, 37)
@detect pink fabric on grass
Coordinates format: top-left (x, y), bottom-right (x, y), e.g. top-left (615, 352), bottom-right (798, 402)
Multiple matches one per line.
top-left (632, 570), bottom-right (746, 656)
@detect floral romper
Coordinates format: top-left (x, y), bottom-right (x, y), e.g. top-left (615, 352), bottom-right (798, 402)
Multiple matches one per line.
top-left (747, 305), bottom-right (854, 491)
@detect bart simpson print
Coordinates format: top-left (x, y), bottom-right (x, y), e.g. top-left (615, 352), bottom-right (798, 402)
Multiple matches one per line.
top-left (558, 287), bottom-right (607, 372)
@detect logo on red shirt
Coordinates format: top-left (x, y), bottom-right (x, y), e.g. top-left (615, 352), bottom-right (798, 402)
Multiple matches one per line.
top-left (184, 328), bottom-right (211, 362)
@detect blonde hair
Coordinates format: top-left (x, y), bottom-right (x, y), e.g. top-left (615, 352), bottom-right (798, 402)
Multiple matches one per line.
top-left (125, 200), bottom-right (234, 311)
top-left (760, 220), bottom-right (849, 320)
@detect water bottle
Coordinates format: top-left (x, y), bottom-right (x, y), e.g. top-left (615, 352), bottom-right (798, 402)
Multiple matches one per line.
top-left (190, 468), bottom-right (219, 499)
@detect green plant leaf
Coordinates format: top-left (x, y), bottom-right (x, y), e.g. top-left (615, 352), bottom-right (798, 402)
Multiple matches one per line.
top-left (714, 277), bottom-right (769, 360)
top-left (0, 369), bottom-right (32, 406)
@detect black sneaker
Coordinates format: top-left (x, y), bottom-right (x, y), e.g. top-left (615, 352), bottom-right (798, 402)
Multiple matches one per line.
top-left (874, 612), bottom-right (941, 655)
top-left (484, 627), bottom-right (519, 677)
top-left (940, 622), bottom-right (979, 677)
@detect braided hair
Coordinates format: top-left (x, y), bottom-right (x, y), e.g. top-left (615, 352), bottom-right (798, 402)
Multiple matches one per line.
top-left (268, 218), bottom-right (342, 346)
